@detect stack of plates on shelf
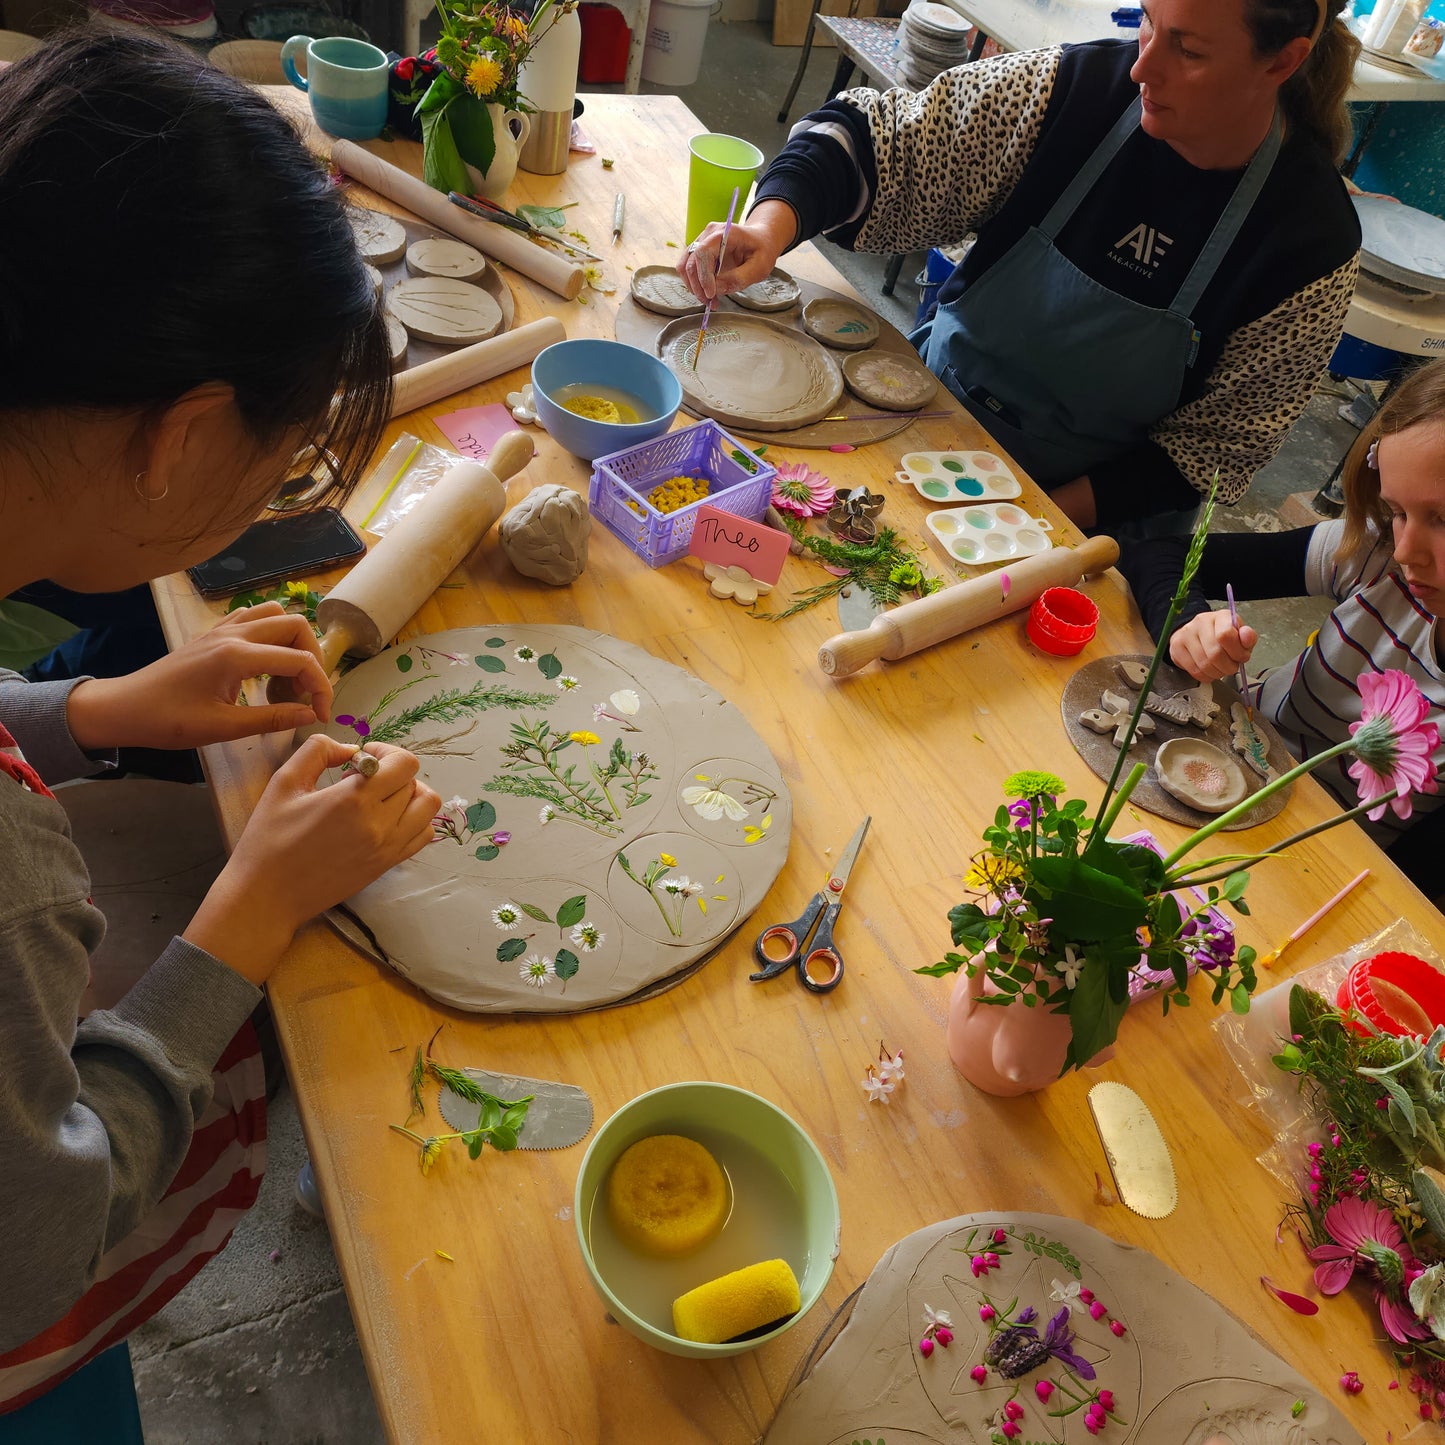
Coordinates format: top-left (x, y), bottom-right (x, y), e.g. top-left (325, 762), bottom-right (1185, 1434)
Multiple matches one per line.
top-left (893, 0), bottom-right (972, 88)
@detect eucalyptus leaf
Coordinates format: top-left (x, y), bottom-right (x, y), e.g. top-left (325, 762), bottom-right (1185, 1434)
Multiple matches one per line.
top-left (396, 653), bottom-right (413, 673)
top-left (486, 637), bottom-right (506, 647)
top-left (465, 800), bottom-right (497, 832)
top-left (536, 652), bottom-right (562, 679)
top-left (496, 938), bottom-right (527, 963)
top-left (475, 655), bottom-right (508, 673)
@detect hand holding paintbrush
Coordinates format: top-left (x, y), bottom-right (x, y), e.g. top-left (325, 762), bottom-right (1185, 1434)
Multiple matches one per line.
top-left (693, 186), bottom-right (739, 370)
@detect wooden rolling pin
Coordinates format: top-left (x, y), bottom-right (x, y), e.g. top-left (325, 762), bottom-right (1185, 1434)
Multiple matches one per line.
top-left (276, 432), bottom-right (535, 696)
top-left (817, 534), bottom-right (1120, 678)
top-left (329, 138), bottom-right (587, 302)
top-left (390, 316), bottom-right (564, 418)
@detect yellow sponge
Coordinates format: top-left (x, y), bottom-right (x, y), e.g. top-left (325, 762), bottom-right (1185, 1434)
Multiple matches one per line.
top-left (672, 1259), bottom-right (802, 1344)
top-left (607, 1134), bottom-right (728, 1256)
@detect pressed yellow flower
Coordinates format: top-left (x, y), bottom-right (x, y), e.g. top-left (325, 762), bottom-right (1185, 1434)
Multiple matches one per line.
top-left (963, 854), bottom-right (1023, 890)
top-left (435, 1248), bottom-right (455, 1261)
top-left (420, 1137), bottom-right (445, 1175)
top-left (569, 729), bottom-right (601, 745)
top-left (659, 852), bottom-right (677, 867)
top-left (283, 580), bottom-right (310, 600)
top-left (465, 53), bottom-right (504, 97)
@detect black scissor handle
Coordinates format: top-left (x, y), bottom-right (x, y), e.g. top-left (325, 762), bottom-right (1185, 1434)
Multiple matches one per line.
top-left (796, 900), bottom-right (844, 992)
top-left (751, 895), bottom-right (824, 981)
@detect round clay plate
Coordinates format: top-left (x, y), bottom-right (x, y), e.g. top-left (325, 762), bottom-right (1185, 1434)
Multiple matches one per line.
top-left (1154, 737), bottom-right (1248, 813)
top-left (656, 313), bottom-right (844, 431)
top-left (731, 269), bottom-right (802, 312)
top-left (349, 208), bottom-right (406, 265)
top-left (841, 350), bottom-right (938, 411)
top-left (631, 264), bottom-right (704, 317)
top-left (802, 297), bottom-right (881, 351)
top-left (387, 276), bottom-right (503, 345)
top-left (405, 236), bottom-right (488, 284)
top-left (322, 625), bottom-right (791, 1014)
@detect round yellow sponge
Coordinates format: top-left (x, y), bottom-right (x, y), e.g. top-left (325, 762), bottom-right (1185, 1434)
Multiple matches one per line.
top-left (607, 1134), bottom-right (729, 1256)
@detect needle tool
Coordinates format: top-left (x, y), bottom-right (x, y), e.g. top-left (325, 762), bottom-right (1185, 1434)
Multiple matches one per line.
top-left (611, 191), bottom-right (625, 245)
top-left (693, 185), bottom-right (739, 370)
top-left (1257, 869), bottom-right (1369, 968)
top-left (1225, 582), bottom-right (1252, 719)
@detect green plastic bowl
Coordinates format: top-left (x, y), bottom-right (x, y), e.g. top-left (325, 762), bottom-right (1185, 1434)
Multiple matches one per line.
top-left (574, 1081), bottom-right (840, 1358)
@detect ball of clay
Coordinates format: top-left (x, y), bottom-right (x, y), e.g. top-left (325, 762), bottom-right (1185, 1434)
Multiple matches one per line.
top-left (500, 483), bottom-right (591, 586)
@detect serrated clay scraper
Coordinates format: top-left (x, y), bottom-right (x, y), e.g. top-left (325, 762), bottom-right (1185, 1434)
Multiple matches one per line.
top-left (439, 1068), bottom-right (593, 1150)
top-left (1088, 1081), bottom-right (1178, 1218)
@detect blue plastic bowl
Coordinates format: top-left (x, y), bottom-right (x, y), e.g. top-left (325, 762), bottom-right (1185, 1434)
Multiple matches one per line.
top-left (531, 339), bottom-right (682, 462)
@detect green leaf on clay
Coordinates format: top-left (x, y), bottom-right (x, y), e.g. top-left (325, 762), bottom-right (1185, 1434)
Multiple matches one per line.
top-left (474, 844), bottom-right (499, 861)
top-left (485, 637), bottom-right (507, 647)
top-left (520, 902), bottom-right (552, 924)
top-left (556, 895), bottom-right (587, 929)
top-left (554, 949), bottom-right (580, 981)
top-left (496, 938), bottom-right (527, 963)
top-left (536, 652), bottom-right (562, 680)
top-left (465, 801), bottom-right (497, 832)
top-left (474, 655), bottom-right (508, 673)
top-left (396, 653), bottom-right (413, 673)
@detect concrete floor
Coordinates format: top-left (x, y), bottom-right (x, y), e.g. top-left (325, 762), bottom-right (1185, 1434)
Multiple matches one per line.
top-left (104, 17), bottom-right (1359, 1443)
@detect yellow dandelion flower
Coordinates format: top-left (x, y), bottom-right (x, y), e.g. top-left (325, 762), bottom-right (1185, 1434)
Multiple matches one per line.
top-left (569, 729), bottom-right (602, 746)
top-left (465, 53), bottom-right (504, 97)
top-left (963, 855), bottom-right (1023, 891)
top-left (420, 1137), bottom-right (445, 1175)
top-left (283, 580), bottom-right (310, 600)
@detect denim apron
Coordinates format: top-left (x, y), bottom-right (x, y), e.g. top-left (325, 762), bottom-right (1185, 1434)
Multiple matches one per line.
top-left (912, 97), bottom-right (1284, 498)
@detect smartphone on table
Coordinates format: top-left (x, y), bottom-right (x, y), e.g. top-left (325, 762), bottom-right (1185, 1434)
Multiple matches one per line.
top-left (188, 507), bottom-right (365, 599)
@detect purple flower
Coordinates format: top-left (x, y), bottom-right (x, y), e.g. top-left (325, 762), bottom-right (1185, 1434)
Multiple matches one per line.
top-left (1042, 1306), bottom-right (1096, 1380)
top-left (1007, 795), bottom-right (1054, 829)
top-left (335, 714), bottom-right (371, 737)
top-left (1180, 913), bottom-right (1235, 971)
top-left (493, 831), bottom-right (512, 846)
top-left (982, 1306), bottom-right (1094, 1381)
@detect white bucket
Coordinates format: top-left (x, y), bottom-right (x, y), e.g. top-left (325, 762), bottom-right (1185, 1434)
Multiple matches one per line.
top-left (641, 0), bottom-right (716, 87)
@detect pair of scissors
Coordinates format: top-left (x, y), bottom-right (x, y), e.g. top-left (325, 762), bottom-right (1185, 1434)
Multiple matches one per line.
top-left (750, 817), bottom-right (870, 994)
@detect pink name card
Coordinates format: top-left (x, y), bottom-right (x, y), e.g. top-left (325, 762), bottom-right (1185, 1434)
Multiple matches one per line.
top-left (687, 504), bottom-right (791, 585)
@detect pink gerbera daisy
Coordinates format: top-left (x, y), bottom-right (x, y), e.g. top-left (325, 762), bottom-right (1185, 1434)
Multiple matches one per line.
top-left (1347, 670), bottom-right (1439, 822)
top-left (770, 461), bottom-right (836, 518)
top-left (1308, 1195), bottom-right (1431, 1343)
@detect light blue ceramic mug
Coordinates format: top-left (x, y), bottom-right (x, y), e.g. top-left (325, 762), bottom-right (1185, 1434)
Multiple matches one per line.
top-left (280, 35), bottom-right (389, 141)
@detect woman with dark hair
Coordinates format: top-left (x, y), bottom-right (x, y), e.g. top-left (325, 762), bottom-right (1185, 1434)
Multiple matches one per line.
top-left (0, 29), bottom-right (439, 1408)
top-left (1120, 357), bottom-right (1445, 898)
top-left (679, 0), bottom-right (1362, 539)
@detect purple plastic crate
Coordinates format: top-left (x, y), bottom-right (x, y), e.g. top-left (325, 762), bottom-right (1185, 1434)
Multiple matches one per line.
top-left (588, 419), bottom-right (777, 568)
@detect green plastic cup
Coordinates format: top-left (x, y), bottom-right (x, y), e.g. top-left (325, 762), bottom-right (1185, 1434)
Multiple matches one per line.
top-left (685, 134), bottom-right (764, 245)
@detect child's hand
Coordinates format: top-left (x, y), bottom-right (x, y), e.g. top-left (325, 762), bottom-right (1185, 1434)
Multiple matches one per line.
top-left (66, 601), bottom-right (333, 750)
top-left (1169, 608), bottom-right (1258, 684)
top-left (184, 735), bottom-right (439, 983)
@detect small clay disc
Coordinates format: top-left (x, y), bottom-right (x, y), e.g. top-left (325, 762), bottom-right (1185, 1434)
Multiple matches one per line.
top-left (1154, 737), bottom-right (1248, 814)
top-left (631, 264), bottom-right (704, 317)
top-left (841, 350), bottom-right (938, 411)
top-left (364, 263), bottom-right (384, 299)
top-left (406, 237), bottom-right (489, 284)
top-left (349, 210), bottom-right (407, 265)
top-left (387, 276), bottom-right (503, 344)
top-left (802, 297), bottom-right (881, 351)
top-left (385, 313), bottom-right (408, 371)
top-left (731, 269), bottom-right (801, 312)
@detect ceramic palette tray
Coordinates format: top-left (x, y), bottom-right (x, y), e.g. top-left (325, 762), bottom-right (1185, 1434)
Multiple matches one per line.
top-left (926, 502), bottom-right (1052, 565)
top-left (896, 449), bottom-right (1020, 503)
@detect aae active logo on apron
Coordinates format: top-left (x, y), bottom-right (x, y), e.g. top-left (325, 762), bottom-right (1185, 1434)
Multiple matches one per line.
top-left (1110, 222), bottom-right (1174, 278)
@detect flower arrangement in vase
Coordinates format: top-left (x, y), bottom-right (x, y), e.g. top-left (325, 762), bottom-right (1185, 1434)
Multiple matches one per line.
top-left (416, 0), bottom-right (576, 198)
top-left (919, 488), bottom-right (1440, 1094)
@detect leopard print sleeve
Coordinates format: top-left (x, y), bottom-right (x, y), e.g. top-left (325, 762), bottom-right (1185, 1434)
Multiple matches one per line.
top-left (838, 48), bottom-right (1062, 255)
top-left (1148, 255), bottom-right (1359, 505)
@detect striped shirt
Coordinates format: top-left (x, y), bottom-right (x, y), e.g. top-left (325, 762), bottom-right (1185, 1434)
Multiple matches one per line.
top-left (1255, 520), bottom-right (1445, 846)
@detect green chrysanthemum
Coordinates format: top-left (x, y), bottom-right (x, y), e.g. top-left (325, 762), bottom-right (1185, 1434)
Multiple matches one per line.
top-left (1003, 770), bottom-right (1066, 799)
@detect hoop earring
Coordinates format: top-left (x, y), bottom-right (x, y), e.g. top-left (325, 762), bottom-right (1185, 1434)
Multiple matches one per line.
top-left (135, 470), bottom-right (169, 503)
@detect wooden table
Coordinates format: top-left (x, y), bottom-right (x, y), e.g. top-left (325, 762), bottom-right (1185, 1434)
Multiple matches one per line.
top-left (939, 0), bottom-right (1445, 104)
top-left (153, 92), bottom-right (1432, 1443)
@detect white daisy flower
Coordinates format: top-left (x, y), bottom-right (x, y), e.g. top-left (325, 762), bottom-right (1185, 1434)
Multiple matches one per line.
top-left (539, 805), bottom-right (555, 824)
top-left (514, 645), bottom-right (536, 661)
top-left (492, 903), bottom-right (522, 930)
top-left (571, 921), bottom-right (604, 952)
top-left (657, 875), bottom-right (692, 897)
top-left (557, 675), bottom-right (580, 691)
top-left (519, 954), bottom-right (555, 988)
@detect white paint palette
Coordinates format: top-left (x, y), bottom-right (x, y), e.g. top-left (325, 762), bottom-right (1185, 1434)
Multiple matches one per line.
top-left (895, 449), bottom-right (1021, 503)
top-left (926, 502), bottom-right (1052, 565)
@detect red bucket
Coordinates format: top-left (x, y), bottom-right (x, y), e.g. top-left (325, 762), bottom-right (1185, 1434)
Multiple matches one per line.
top-left (1336, 951), bottom-right (1445, 1038)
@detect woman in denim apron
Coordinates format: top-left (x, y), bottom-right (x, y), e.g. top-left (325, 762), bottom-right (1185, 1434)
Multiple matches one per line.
top-left (681, 0), bottom-right (1358, 537)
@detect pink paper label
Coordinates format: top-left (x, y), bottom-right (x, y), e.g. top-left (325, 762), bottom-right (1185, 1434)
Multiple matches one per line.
top-left (686, 504), bottom-right (790, 585)
top-left (434, 404), bottom-right (516, 462)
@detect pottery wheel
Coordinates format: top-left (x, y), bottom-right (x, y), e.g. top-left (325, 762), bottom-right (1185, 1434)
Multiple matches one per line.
top-left (657, 313), bottom-right (844, 432)
top-left (631, 264), bottom-right (704, 316)
top-left (841, 349), bottom-right (938, 411)
top-left (616, 276), bottom-right (924, 448)
top-left (732, 269), bottom-right (802, 312)
top-left (405, 236), bottom-right (489, 284)
top-left (322, 625), bottom-right (791, 1014)
top-left (387, 276), bottom-right (503, 345)
top-left (802, 297), bottom-right (881, 351)
top-left (1061, 655), bottom-right (1294, 831)
top-left (349, 208), bottom-right (406, 264)
top-left (764, 1212), bottom-right (1361, 1444)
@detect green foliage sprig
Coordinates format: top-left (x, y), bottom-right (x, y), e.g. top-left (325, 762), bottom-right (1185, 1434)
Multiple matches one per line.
top-left (390, 1046), bottom-right (533, 1173)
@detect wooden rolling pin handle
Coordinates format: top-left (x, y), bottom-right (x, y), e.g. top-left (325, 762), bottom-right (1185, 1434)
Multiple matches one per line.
top-left (817, 534), bottom-right (1120, 678)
